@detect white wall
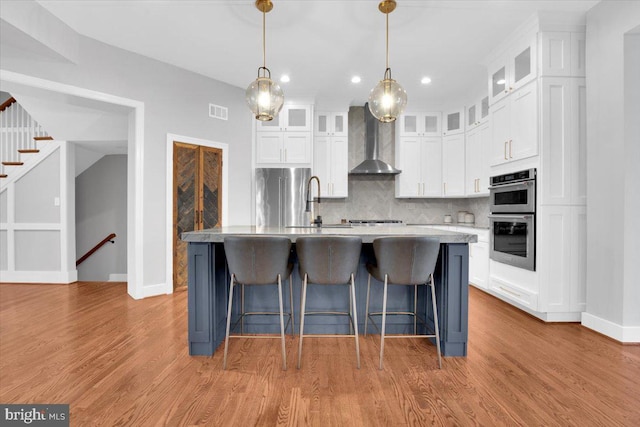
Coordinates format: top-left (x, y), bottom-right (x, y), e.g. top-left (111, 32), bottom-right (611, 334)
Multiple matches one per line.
top-left (583, 1), bottom-right (640, 342)
top-left (1, 0), bottom-right (253, 295)
top-left (623, 32), bottom-right (640, 326)
top-left (76, 155), bottom-right (127, 281)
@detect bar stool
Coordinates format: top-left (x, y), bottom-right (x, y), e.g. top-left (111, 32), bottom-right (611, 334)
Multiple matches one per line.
top-left (296, 236), bottom-right (362, 369)
top-left (223, 236), bottom-right (294, 370)
top-left (365, 236), bottom-right (442, 370)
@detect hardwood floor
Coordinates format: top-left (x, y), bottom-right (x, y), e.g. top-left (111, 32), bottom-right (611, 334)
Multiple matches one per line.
top-left (1, 282), bottom-right (639, 426)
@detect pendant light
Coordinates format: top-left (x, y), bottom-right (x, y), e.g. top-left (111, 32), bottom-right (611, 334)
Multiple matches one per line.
top-left (368, 0), bottom-right (407, 123)
top-left (245, 0), bottom-right (284, 121)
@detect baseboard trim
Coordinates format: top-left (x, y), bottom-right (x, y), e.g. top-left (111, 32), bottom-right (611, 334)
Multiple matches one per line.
top-left (0, 270), bottom-right (78, 284)
top-left (108, 273), bottom-right (128, 282)
top-left (128, 282), bottom-right (171, 300)
top-left (582, 312), bottom-right (640, 343)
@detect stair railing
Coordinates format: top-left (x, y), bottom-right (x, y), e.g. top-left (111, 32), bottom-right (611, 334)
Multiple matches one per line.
top-left (0, 99), bottom-right (47, 166)
top-left (76, 233), bottom-right (117, 266)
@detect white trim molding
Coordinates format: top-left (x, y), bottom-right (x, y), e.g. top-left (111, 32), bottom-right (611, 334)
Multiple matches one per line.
top-left (582, 312), bottom-right (640, 343)
top-left (165, 133), bottom-right (229, 294)
top-left (1, 69), bottom-right (146, 299)
top-left (1, 270), bottom-right (78, 284)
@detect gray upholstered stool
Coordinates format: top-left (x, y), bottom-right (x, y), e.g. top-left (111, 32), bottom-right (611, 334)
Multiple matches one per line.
top-left (296, 236), bottom-right (362, 369)
top-left (365, 236), bottom-right (442, 370)
top-left (223, 236), bottom-right (294, 370)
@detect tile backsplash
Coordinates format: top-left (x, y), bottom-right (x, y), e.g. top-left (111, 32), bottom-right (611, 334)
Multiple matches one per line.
top-left (315, 106), bottom-right (490, 227)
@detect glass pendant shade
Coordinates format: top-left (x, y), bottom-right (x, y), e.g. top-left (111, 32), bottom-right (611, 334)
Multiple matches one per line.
top-left (246, 67), bottom-right (284, 121)
top-left (368, 71), bottom-right (407, 123)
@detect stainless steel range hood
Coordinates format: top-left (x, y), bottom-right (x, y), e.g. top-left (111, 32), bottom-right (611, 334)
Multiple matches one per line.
top-left (349, 103), bottom-right (401, 175)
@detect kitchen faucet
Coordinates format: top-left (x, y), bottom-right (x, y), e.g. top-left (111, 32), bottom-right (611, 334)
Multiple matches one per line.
top-left (305, 175), bottom-right (322, 226)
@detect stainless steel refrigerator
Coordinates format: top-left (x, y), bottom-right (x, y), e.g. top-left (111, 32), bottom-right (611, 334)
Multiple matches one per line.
top-left (255, 168), bottom-right (311, 227)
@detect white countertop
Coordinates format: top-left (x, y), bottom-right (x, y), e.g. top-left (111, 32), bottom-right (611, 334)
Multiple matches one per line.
top-left (182, 225), bottom-right (478, 244)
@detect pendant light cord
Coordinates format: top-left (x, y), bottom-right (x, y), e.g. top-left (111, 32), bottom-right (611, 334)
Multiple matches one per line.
top-left (385, 11), bottom-right (389, 71)
top-left (262, 8), bottom-right (266, 69)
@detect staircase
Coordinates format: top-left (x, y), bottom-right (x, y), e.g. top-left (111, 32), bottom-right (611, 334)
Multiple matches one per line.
top-left (0, 97), bottom-right (53, 182)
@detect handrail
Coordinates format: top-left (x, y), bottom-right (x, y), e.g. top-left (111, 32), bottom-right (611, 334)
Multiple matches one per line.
top-left (0, 97), bottom-right (16, 112)
top-left (76, 233), bottom-right (116, 266)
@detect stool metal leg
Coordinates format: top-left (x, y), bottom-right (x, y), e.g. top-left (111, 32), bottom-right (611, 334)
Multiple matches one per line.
top-left (241, 284), bottom-right (245, 335)
top-left (430, 274), bottom-right (442, 369)
top-left (223, 274), bottom-right (236, 370)
top-left (414, 284), bottom-right (418, 335)
top-left (297, 274), bottom-right (308, 369)
top-left (350, 274), bottom-right (361, 369)
top-left (349, 283), bottom-right (354, 336)
top-left (364, 274), bottom-right (372, 335)
top-left (288, 273), bottom-right (295, 336)
top-left (379, 274), bottom-right (389, 370)
top-left (277, 274), bottom-right (287, 370)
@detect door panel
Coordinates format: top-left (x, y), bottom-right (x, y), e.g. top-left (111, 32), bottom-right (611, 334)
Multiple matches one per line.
top-left (174, 142), bottom-right (223, 290)
top-left (200, 147), bottom-right (222, 229)
top-left (174, 143), bottom-right (198, 290)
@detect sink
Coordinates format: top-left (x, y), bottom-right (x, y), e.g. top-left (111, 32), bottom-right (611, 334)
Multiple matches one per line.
top-left (285, 224), bottom-right (353, 229)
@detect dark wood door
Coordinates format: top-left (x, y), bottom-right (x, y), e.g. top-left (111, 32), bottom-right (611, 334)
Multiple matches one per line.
top-left (173, 142), bottom-right (222, 290)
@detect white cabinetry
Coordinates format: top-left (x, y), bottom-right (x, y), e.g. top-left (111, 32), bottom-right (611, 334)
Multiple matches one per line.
top-left (539, 32), bottom-right (586, 77)
top-left (256, 104), bottom-right (311, 132)
top-left (399, 112), bottom-right (441, 136)
top-left (468, 228), bottom-right (489, 290)
top-left (490, 81), bottom-right (538, 166)
top-left (313, 136), bottom-right (348, 198)
top-left (315, 112), bottom-right (348, 137)
top-left (256, 104), bottom-right (312, 166)
top-left (395, 136), bottom-right (442, 198)
top-left (537, 205), bottom-right (586, 315)
top-left (442, 109), bottom-right (464, 136)
top-left (442, 134), bottom-right (465, 197)
top-left (539, 78), bottom-right (586, 205)
top-left (465, 123), bottom-right (490, 196)
top-left (256, 132), bottom-right (310, 165)
top-left (466, 96), bottom-right (489, 130)
top-left (488, 35), bottom-right (537, 105)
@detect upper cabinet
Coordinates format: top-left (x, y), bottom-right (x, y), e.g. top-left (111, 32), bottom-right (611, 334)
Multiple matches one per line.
top-left (488, 35), bottom-right (537, 105)
top-left (490, 81), bottom-right (538, 166)
top-left (442, 134), bottom-right (465, 197)
top-left (315, 112), bottom-right (348, 136)
top-left (442, 108), bottom-right (464, 136)
top-left (313, 111), bottom-right (349, 197)
top-left (465, 122), bottom-right (490, 196)
top-left (255, 104), bottom-right (312, 166)
top-left (256, 104), bottom-right (312, 132)
top-left (395, 136), bottom-right (442, 198)
top-left (539, 32), bottom-right (586, 77)
top-left (313, 135), bottom-right (348, 198)
top-left (466, 96), bottom-right (489, 131)
top-left (399, 112), bottom-right (441, 137)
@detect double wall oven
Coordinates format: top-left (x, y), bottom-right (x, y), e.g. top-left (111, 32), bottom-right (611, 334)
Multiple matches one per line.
top-left (488, 169), bottom-right (536, 271)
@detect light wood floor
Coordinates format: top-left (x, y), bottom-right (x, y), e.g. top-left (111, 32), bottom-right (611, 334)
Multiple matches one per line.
top-left (1, 282), bottom-right (639, 426)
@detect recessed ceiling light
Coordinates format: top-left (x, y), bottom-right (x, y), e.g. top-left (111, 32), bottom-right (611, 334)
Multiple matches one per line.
top-left (421, 76), bottom-right (432, 85)
top-left (496, 79), bottom-right (506, 85)
top-left (351, 76), bottom-right (361, 84)
top-left (280, 75), bottom-right (290, 83)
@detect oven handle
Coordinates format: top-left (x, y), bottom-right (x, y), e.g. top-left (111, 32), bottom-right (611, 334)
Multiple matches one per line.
top-left (489, 180), bottom-right (533, 189)
top-left (488, 214), bottom-right (533, 220)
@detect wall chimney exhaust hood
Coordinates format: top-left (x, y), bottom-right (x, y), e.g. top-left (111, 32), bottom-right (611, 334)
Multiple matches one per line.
top-left (349, 103), bottom-right (401, 175)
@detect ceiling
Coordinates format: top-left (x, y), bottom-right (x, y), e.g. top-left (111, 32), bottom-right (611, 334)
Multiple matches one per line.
top-left (36, 0), bottom-right (598, 111)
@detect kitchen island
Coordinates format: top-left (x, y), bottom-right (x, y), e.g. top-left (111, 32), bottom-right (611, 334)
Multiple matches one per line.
top-left (182, 226), bottom-right (477, 357)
